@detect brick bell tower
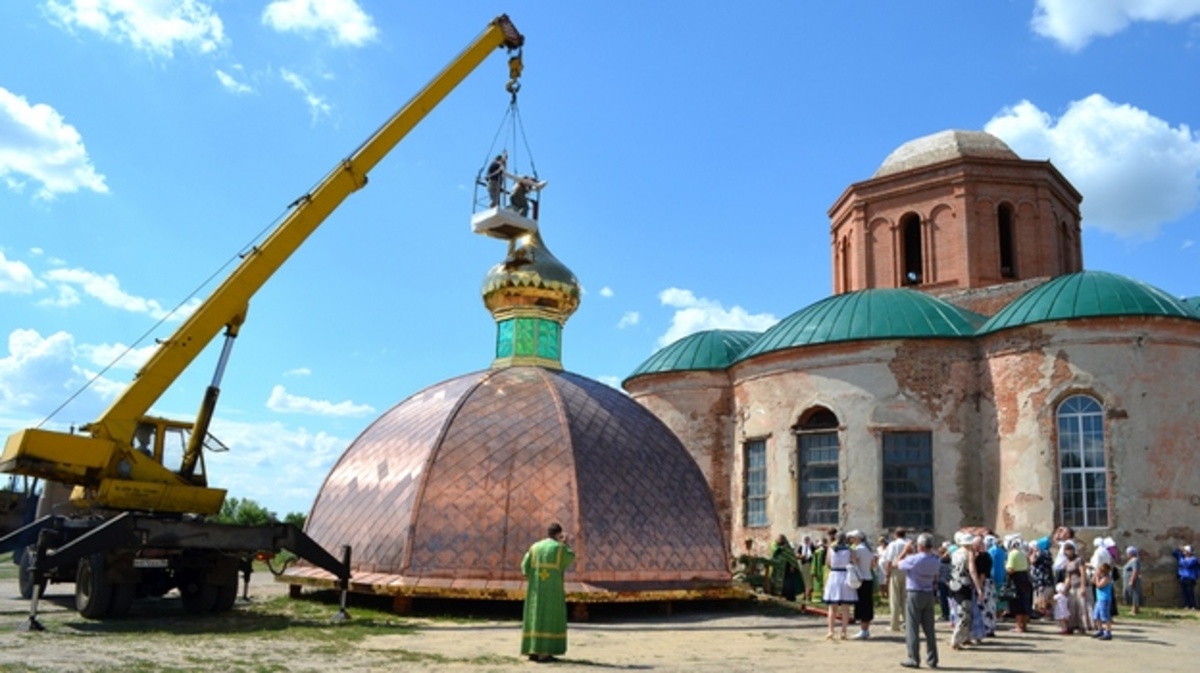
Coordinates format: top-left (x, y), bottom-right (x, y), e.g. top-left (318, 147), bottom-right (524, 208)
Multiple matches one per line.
top-left (827, 130), bottom-right (1083, 297)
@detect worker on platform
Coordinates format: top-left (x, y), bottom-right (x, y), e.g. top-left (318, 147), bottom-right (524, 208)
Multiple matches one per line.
top-left (521, 522), bottom-right (575, 662)
top-left (486, 151), bottom-right (507, 207)
top-left (506, 172), bottom-right (547, 218)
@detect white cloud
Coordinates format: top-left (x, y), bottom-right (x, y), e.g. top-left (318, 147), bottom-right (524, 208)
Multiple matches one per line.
top-left (617, 311), bottom-right (640, 329)
top-left (281, 69), bottom-right (332, 123)
top-left (1031, 0), bottom-right (1200, 51)
top-left (0, 87), bottom-right (108, 200)
top-left (266, 384), bottom-right (374, 417)
top-left (986, 95), bottom-right (1200, 238)
top-left (0, 328), bottom-right (116, 421)
top-left (78, 341), bottom-right (157, 371)
top-left (283, 367), bottom-right (312, 377)
top-left (215, 68), bottom-right (253, 95)
top-left (0, 329), bottom-right (75, 413)
top-left (656, 288), bottom-right (776, 347)
top-left (75, 365), bottom-right (130, 400)
top-left (599, 287), bottom-right (614, 298)
top-left (43, 266), bottom-right (201, 320)
top-left (1184, 240), bottom-right (1196, 249)
top-left (37, 284), bottom-right (80, 308)
top-left (206, 417), bottom-right (347, 514)
top-left (44, 0), bottom-right (226, 57)
top-left (262, 0), bottom-right (377, 47)
top-left (596, 375), bottom-right (622, 390)
top-left (0, 252), bottom-right (44, 294)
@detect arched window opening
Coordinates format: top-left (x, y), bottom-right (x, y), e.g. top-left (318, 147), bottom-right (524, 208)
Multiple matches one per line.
top-left (901, 213), bottom-right (923, 285)
top-left (794, 407), bottom-right (839, 525)
top-left (998, 204), bottom-right (1016, 278)
top-left (840, 237), bottom-right (852, 293)
top-left (1059, 220), bottom-right (1072, 272)
top-left (1057, 394), bottom-right (1108, 528)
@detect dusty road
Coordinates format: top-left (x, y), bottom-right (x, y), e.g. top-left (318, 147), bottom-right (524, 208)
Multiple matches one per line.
top-left (0, 575), bottom-right (1197, 672)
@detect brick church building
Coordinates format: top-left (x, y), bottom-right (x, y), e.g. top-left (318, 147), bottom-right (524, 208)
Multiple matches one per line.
top-left (624, 130), bottom-right (1200, 602)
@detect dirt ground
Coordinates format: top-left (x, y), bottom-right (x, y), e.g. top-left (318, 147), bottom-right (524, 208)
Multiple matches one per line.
top-left (1, 575), bottom-right (1198, 672)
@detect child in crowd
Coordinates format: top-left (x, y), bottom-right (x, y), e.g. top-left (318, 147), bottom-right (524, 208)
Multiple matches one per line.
top-left (1054, 582), bottom-right (1071, 633)
top-left (1092, 563), bottom-right (1114, 640)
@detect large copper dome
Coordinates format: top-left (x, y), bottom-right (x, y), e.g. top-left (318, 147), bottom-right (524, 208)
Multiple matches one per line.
top-left (285, 366), bottom-right (731, 598)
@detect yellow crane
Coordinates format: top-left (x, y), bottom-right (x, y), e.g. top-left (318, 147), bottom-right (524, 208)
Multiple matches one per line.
top-left (0, 15), bottom-right (524, 627)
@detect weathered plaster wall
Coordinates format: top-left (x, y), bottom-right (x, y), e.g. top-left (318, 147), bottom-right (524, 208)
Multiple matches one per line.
top-left (980, 318), bottom-right (1200, 601)
top-left (727, 339), bottom-right (981, 551)
top-left (625, 371), bottom-right (735, 538)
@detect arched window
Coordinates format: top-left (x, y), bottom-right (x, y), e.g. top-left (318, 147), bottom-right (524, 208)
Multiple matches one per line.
top-left (1059, 220), bottom-right (1073, 272)
top-left (794, 408), bottom-right (839, 525)
top-left (900, 213), bottom-right (923, 285)
top-left (1057, 395), bottom-right (1108, 528)
top-left (998, 204), bottom-right (1016, 278)
top-left (840, 236), bottom-right (852, 293)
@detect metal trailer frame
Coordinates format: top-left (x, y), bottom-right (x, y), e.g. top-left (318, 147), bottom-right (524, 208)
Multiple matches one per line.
top-left (1, 512), bottom-right (350, 631)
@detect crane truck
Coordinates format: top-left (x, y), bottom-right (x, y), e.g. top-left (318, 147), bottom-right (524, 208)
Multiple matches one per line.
top-left (0, 15), bottom-right (525, 630)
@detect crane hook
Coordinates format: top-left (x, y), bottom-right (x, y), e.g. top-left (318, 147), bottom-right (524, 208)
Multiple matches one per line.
top-left (506, 50), bottom-right (523, 101)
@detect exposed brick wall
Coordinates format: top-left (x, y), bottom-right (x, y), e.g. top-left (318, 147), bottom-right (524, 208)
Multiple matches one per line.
top-left (625, 371), bottom-right (736, 541)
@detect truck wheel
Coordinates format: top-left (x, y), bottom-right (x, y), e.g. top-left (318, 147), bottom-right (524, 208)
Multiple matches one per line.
top-left (210, 560), bottom-right (240, 613)
top-left (179, 573), bottom-right (218, 614)
top-left (76, 554), bottom-right (114, 619)
top-left (17, 546), bottom-right (46, 600)
top-left (212, 580), bottom-right (238, 613)
top-left (108, 582), bottom-right (136, 618)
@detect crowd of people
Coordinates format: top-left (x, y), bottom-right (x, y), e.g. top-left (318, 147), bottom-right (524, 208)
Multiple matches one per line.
top-left (518, 520), bottom-right (1195, 665)
top-left (761, 525), bottom-right (1200, 667)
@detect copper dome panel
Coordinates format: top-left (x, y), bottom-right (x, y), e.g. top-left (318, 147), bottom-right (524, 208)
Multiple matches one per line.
top-left (295, 366), bottom-right (730, 595)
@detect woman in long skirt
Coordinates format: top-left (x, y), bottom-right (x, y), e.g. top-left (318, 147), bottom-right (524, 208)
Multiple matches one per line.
top-left (823, 532), bottom-right (858, 639)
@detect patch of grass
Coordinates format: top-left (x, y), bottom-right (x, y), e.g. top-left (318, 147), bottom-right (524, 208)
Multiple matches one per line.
top-left (1126, 606), bottom-right (1200, 621)
top-left (0, 552), bottom-right (16, 581)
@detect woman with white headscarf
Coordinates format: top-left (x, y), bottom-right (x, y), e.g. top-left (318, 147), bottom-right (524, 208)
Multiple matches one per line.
top-left (948, 532), bottom-right (981, 649)
top-left (972, 536), bottom-right (996, 640)
top-left (848, 530), bottom-right (876, 639)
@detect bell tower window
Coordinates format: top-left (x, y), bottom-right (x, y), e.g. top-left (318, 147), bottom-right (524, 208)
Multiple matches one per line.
top-left (999, 204), bottom-right (1016, 278)
top-left (901, 213), bottom-right (923, 285)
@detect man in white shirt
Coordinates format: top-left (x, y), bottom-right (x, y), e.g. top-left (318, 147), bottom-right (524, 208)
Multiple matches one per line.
top-left (881, 528), bottom-right (909, 632)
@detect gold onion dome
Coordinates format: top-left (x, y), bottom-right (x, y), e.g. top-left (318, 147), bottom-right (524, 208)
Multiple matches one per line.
top-left (482, 231), bottom-right (580, 369)
top-left (482, 231), bottom-right (580, 316)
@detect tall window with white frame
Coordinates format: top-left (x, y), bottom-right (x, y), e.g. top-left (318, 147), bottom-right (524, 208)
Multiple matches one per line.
top-left (1057, 394), bottom-right (1108, 528)
top-left (795, 408), bottom-right (840, 526)
top-left (744, 439), bottom-right (768, 528)
top-left (882, 431), bottom-right (934, 529)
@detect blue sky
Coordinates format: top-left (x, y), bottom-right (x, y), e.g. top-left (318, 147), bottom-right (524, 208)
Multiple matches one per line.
top-left (3, 1), bottom-right (1200, 517)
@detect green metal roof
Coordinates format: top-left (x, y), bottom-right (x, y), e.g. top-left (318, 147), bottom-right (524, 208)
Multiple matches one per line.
top-left (625, 329), bottom-right (760, 382)
top-left (1184, 296), bottom-right (1200, 317)
top-left (979, 271), bottom-right (1198, 334)
top-left (735, 289), bottom-right (985, 362)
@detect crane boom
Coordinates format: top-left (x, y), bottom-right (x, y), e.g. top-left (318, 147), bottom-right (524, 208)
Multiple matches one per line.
top-left (1, 15), bottom-right (524, 515)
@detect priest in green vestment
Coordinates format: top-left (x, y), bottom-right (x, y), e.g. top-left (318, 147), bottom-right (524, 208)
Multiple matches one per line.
top-left (521, 522), bottom-right (576, 662)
